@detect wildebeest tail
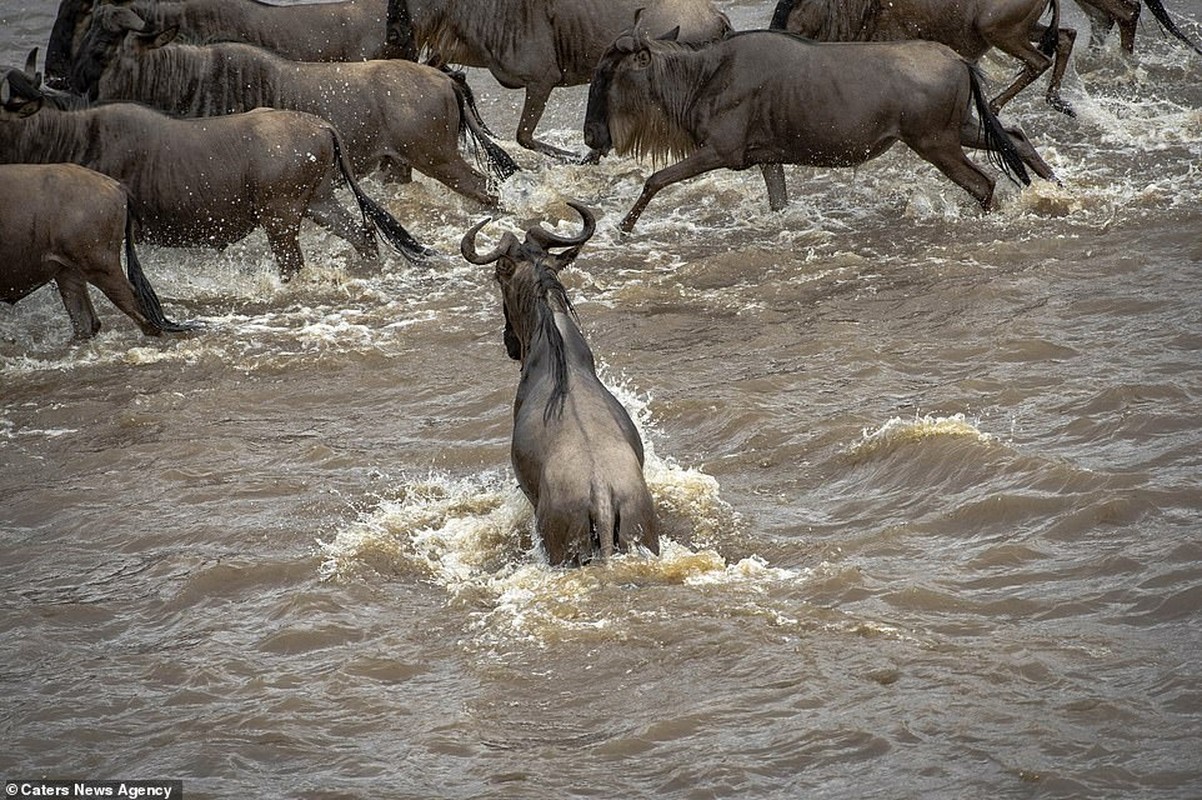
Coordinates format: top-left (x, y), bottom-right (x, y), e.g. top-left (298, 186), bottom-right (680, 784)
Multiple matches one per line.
top-left (446, 69), bottom-right (520, 183)
top-left (968, 65), bottom-right (1030, 187)
top-left (1039, 0), bottom-right (1060, 56)
top-left (1143, 0), bottom-right (1202, 55)
top-left (769, 0), bottom-right (800, 30)
top-left (589, 487), bottom-right (617, 561)
top-left (328, 128), bottom-right (434, 263)
top-left (123, 202), bottom-right (195, 334)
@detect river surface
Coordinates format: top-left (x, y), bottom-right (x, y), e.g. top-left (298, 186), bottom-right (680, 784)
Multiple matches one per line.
top-left (2, 1), bottom-right (1201, 797)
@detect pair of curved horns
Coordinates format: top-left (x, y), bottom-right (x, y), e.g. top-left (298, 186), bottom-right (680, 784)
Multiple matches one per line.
top-left (461, 201), bottom-right (596, 265)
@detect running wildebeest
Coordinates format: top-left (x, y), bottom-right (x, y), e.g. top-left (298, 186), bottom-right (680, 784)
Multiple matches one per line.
top-left (460, 202), bottom-right (659, 566)
top-left (1072, 0), bottom-right (1202, 55)
top-left (0, 68), bottom-right (429, 280)
top-left (769, 0), bottom-right (1077, 115)
top-left (72, 5), bottom-right (516, 204)
top-left (0, 162), bottom-right (192, 340)
top-left (584, 28), bottom-right (1057, 232)
top-left (46, 0), bottom-right (412, 84)
top-left (384, 0), bottom-right (732, 159)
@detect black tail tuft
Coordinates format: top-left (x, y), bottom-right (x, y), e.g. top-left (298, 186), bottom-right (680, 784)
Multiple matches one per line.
top-left (1143, 0), bottom-right (1202, 55)
top-left (124, 205), bottom-right (197, 334)
top-left (447, 69), bottom-right (520, 183)
top-left (968, 66), bottom-right (1030, 187)
top-left (329, 130), bottom-right (435, 264)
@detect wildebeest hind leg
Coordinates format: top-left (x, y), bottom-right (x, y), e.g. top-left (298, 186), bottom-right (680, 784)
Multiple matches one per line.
top-left (621, 148), bottom-right (731, 233)
top-left (306, 195), bottom-right (379, 260)
top-left (86, 260), bottom-right (167, 337)
top-left (421, 158), bottom-right (497, 207)
top-left (53, 272), bottom-right (102, 340)
top-left (914, 141), bottom-right (997, 211)
top-left (959, 120), bottom-right (1057, 183)
top-left (760, 164), bottom-right (789, 212)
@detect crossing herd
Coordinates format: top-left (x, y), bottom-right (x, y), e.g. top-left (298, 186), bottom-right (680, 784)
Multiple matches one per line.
top-left (2, 0), bottom-right (1198, 564)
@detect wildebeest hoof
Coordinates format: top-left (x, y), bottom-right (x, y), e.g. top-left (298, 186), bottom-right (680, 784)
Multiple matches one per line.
top-left (1048, 97), bottom-right (1076, 118)
top-left (578, 149), bottom-right (603, 166)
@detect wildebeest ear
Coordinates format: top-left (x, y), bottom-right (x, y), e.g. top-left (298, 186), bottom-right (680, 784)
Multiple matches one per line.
top-left (24, 47), bottom-right (40, 83)
top-left (550, 245), bottom-right (584, 273)
top-left (657, 26), bottom-right (680, 41)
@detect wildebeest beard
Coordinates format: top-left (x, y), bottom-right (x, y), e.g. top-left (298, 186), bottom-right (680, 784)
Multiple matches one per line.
top-left (601, 46), bottom-right (703, 167)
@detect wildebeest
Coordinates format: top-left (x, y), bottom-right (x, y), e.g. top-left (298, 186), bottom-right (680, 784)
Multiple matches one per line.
top-left (770, 0), bottom-right (1077, 115)
top-left (1072, 0), bottom-right (1202, 55)
top-left (47, 0), bottom-right (410, 85)
top-left (0, 68), bottom-right (429, 279)
top-left (73, 5), bottom-right (517, 204)
top-left (384, 0), bottom-right (732, 159)
top-left (584, 28), bottom-right (1057, 232)
top-left (460, 202), bottom-right (659, 566)
top-left (0, 162), bottom-right (192, 340)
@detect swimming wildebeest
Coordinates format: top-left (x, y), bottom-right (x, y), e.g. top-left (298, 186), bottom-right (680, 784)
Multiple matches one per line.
top-left (73, 5), bottom-right (516, 204)
top-left (584, 28), bottom-right (1057, 232)
top-left (384, 0), bottom-right (732, 159)
top-left (460, 202), bottom-right (659, 566)
top-left (769, 0), bottom-right (1077, 115)
top-left (0, 162), bottom-right (192, 340)
top-left (46, 0), bottom-right (412, 84)
top-left (0, 68), bottom-right (429, 279)
top-left (1072, 0), bottom-right (1202, 55)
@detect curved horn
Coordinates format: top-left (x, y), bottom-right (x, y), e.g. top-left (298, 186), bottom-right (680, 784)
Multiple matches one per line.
top-left (460, 218), bottom-right (517, 265)
top-left (526, 201), bottom-right (596, 250)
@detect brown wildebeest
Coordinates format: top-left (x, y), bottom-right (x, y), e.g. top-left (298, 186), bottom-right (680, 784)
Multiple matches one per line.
top-left (46, 0), bottom-right (412, 85)
top-left (1072, 0), bottom-right (1202, 55)
top-left (73, 5), bottom-right (517, 204)
top-left (584, 28), bottom-right (1058, 232)
top-left (0, 69), bottom-right (429, 280)
top-left (460, 202), bottom-right (659, 566)
top-left (384, 0), bottom-right (732, 159)
top-left (0, 162), bottom-right (192, 340)
top-left (770, 0), bottom-right (1078, 116)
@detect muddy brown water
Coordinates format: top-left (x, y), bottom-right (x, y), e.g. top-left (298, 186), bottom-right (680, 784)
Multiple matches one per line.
top-left (2, 1), bottom-right (1201, 797)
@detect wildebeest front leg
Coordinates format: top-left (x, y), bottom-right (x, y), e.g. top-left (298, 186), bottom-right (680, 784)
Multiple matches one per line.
top-left (760, 164), bottom-right (789, 212)
top-left (54, 272), bottom-right (102, 340)
top-left (620, 148), bottom-right (733, 233)
top-left (517, 82), bottom-right (577, 161)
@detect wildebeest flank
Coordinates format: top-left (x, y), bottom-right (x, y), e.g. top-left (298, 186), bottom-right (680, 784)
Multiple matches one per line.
top-left (0, 69), bottom-right (429, 279)
top-left (769, 0), bottom-right (1077, 115)
top-left (461, 202), bottom-right (659, 566)
top-left (584, 29), bottom-right (1057, 232)
top-left (75, 6), bottom-right (516, 205)
top-left (386, 0), bottom-right (731, 159)
top-left (0, 162), bottom-right (191, 340)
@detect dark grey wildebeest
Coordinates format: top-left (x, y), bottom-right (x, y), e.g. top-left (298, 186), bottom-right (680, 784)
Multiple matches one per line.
top-left (73, 5), bottom-right (516, 204)
top-left (385, 0), bottom-right (731, 159)
top-left (0, 69), bottom-right (428, 279)
top-left (0, 162), bottom-right (192, 340)
top-left (1072, 0), bottom-right (1202, 55)
top-left (584, 29), bottom-right (1057, 232)
top-left (47, 0), bottom-right (411, 85)
top-left (460, 202), bottom-right (658, 566)
top-left (770, 0), bottom-right (1077, 115)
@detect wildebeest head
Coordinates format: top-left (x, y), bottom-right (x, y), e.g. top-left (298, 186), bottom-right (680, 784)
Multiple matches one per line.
top-left (461, 202), bottom-right (596, 366)
top-left (0, 69), bottom-right (45, 119)
top-left (384, 0), bottom-right (419, 61)
top-left (71, 4), bottom-right (170, 99)
top-left (584, 20), bottom-right (694, 164)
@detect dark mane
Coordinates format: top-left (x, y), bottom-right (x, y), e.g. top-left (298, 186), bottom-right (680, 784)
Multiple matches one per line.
top-left (764, 0), bottom-right (881, 41)
top-left (769, 0), bottom-right (800, 29)
top-left (511, 257), bottom-right (576, 421)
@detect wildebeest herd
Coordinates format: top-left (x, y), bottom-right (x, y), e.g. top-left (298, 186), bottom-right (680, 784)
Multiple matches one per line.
top-left (3, 0), bottom-right (1199, 565)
